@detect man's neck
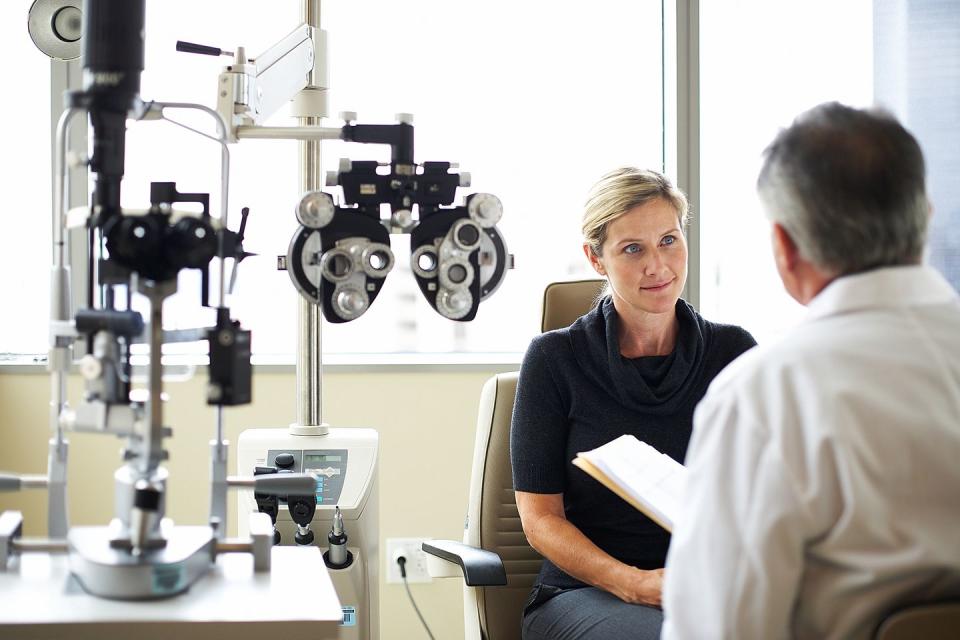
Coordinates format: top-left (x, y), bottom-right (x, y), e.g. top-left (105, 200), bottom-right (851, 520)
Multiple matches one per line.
top-left (792, 260), bottom-right (836, 305)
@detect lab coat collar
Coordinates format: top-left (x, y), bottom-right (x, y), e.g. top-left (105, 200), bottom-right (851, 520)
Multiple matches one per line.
top-left (806, 265), bottom-right (957, 322)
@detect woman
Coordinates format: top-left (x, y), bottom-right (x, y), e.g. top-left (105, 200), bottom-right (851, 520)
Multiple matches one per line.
top-left (511, 168), bottom-right (756, 639)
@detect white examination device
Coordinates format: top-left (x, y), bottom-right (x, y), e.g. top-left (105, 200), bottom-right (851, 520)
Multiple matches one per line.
top-left (237, 428), bottom-right (379, 640)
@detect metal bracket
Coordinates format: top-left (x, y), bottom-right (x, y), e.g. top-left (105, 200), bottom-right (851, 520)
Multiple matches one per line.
top-left (217, 24), bottom-right (316, 140)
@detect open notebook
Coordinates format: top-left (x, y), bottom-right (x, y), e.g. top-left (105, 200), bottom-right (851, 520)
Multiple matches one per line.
top-left (572, 434), bottom-right (687, 532)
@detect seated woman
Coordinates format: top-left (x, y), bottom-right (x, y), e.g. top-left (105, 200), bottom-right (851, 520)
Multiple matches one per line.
top-left (511, 168), bottom-right (756, 640)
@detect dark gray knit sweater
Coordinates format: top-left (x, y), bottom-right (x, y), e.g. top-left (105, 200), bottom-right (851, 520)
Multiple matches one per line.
top-left (510, 296), bottom-right (756, 590)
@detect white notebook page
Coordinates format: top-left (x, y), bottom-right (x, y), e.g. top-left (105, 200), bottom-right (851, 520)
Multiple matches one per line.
top-left (579, 434), bottom-right (687, 529)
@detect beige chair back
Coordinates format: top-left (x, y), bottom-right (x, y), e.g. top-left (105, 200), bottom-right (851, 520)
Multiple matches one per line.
top-left (874, 602), bottom-right (960, 640)
top-left (541, 279), bottom-right (607, 333)
top-left (464, 279), bottom-right (605, 640)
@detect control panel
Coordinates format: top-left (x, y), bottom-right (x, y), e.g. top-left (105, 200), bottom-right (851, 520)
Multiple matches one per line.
top-left (266, 448), bottom-right (349, 505)
top-left (237, 427), bottom-right (379, 640)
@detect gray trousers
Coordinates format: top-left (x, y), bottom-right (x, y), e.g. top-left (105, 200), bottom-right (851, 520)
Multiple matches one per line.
top-left (522, 586), bottom-right (663, 640)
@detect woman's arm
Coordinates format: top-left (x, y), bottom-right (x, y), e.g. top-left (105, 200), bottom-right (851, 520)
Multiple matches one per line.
top-left (516, 490), bottom-right (663, 606)
top-left (511, 336), bottom-right (662, 605)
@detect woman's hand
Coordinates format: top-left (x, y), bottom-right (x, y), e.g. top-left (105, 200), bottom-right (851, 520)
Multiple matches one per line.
top-left (610, 566), bottom-right (664, 607)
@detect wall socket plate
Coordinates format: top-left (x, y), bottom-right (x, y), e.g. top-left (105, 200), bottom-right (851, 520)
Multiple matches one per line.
top-left (385, 537), bottom-right (432, 584)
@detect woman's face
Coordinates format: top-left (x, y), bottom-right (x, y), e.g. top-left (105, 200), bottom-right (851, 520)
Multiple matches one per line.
top-left (584, 198), bottom-right (688, 317)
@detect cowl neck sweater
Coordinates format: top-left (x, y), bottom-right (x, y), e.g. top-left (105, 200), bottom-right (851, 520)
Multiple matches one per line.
top-left (569, 297), bottom-right (706, 414)
top-left (511, 296), bottom-right (756, 590)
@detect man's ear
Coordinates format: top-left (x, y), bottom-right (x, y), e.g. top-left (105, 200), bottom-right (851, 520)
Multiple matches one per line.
top-left (583, 243), bottom-right (606, 276)
top-left (771, 223), bottom-right (799, 273)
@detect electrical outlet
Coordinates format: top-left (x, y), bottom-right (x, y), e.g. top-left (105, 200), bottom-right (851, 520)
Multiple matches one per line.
top-left (385, 537), bottom-right (432, 584)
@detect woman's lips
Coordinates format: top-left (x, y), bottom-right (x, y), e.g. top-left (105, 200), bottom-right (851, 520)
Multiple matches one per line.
top-left (641, 279), bottom-right (674, 292)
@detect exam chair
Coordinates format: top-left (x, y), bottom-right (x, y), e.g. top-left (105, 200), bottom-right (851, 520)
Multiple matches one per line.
top-left (874, 601), bottom-right (960, 640)
top-left (423, 279), bottom-right (606, 640)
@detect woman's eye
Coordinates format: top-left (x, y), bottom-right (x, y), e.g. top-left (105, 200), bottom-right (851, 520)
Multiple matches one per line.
top-left (661, 235), bottom-right (676, 246)
top-left (624, 243), bottom-right (641, 254)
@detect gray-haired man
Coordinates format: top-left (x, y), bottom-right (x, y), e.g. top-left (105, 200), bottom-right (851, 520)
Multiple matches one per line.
top-left (662, 103), bottom-right (960, 639)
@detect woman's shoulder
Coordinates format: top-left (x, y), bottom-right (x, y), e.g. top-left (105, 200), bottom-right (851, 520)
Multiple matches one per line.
top-left (525, 325), bottom-right (574, 359)
top-left (706, 326), bottom-right (758, 377)
top-left (705, 319), bottom-right (757, 350)
top-left (685, 304), bottom-right (757, 361)
top-left (517, 328), bottom-right (579, 396)
top-left (523, 311), bottom-right (602, 376)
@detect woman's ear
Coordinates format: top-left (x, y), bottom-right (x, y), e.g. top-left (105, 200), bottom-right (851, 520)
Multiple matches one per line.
top-left (583, 243), bottom-right (606, 276)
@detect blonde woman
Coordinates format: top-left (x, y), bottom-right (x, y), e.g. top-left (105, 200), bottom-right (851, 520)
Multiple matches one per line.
top-left (511, 168), bottom-right (756, 639)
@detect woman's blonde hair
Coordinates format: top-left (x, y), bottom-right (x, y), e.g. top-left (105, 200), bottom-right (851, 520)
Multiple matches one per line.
top-left (582, 167), bottom-right (689, 256)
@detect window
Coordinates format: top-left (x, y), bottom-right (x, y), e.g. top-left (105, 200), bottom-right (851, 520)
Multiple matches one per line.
top-left (874, 0), bottom-right (960, 290)
top-left (120, 0), bottom-right (665, 359)
top-left (699, 0), bottom-right (874, 343)
top-left (0, 6), bottom-right (53, 357)
top-left (10, 4), bottom-right (954, 362)
top-left (700, 1), bottom-right (959, 344)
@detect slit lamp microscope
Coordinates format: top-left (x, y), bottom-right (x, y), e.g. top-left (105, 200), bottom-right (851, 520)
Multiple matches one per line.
top-left (2, 1), bottom-right (512, 638)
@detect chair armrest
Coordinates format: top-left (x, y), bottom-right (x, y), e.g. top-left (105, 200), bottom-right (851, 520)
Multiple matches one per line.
top-left (421, 539), bottom-right (507, 587)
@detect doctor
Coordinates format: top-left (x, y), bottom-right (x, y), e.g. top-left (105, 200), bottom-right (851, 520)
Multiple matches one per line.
top-left (662, 102), bottom-right (960, 639)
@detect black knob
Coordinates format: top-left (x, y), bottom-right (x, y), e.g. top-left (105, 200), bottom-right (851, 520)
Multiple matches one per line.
top-left (133, 485), bottom-right (161, 511)
top-left (291, 501), bottom-right (312, 520)
top-left (254, 494), bottom-right (279, 524)
top-left (275, 453), bottom-right (295, 469)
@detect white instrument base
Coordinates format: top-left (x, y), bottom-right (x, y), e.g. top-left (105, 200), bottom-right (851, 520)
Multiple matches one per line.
top-left (0, 546), bottom-right (343, 640)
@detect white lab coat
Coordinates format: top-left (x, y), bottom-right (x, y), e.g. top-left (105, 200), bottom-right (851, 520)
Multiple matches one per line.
top-left (662, 265), bottom-right (960, 640)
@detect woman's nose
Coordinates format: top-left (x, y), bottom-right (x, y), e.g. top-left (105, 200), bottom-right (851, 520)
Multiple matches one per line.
top-left (644, 249), bottom-right (666, 275)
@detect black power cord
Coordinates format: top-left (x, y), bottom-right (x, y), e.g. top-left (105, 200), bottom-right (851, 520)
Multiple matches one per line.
top-left (397, 555), bottom-right (436, 640)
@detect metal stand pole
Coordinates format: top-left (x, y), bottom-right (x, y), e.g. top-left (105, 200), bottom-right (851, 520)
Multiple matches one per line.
top-left (293, 0), bottom-right (328, 435)
top-left (47, 105), bottom-right (78, 538)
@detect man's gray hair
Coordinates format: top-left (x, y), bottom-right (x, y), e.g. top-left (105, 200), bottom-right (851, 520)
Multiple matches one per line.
top-left (757, 102), bottom-right (929, 275)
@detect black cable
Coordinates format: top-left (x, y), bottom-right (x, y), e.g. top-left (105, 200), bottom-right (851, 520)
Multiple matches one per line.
top-left (397, 556), bottom-right (436, 640)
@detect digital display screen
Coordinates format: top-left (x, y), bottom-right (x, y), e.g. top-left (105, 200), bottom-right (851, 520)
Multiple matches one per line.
top-left (305, 454), bottom-right (342, 463)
